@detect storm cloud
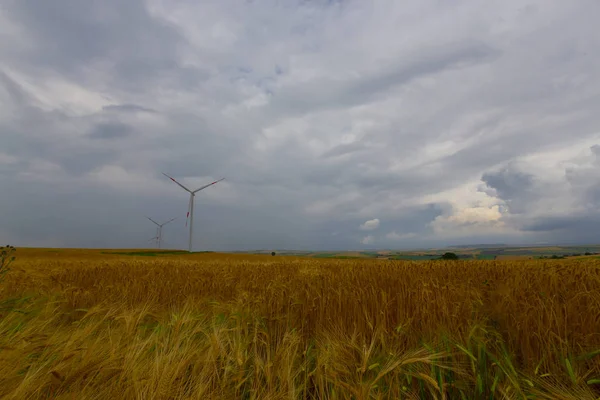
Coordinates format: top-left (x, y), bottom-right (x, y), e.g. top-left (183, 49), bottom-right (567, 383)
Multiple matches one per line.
top-left (1, 1), bottom-right (599, 250)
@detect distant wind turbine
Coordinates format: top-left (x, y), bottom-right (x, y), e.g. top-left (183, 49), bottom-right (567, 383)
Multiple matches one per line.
top-left (148, 235), bottom-right (160, 248)
top-left (162, 173), bottom-right (225, 252)
top-left (146, 216), bottom-right (176, 249)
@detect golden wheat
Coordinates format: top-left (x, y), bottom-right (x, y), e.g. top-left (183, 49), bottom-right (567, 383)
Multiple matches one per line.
top-left (0, 249), bottom-right (599, 399)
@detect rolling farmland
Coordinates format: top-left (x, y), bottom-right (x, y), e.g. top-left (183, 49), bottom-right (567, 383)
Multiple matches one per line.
top-left (1, 248), bottom-right (600, 399)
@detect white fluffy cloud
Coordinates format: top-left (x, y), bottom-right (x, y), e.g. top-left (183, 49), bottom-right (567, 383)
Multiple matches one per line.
top-left (360, 218), bottom-right (380, 231)
top-left (386, 231), bottom-right (417, 241)
top-left (361, 235), bottom-right (375, 245)
top-left (430, 205), bottom-right (505, 236)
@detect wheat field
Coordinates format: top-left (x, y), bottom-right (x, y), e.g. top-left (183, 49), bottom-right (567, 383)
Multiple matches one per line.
top-left (1, 249), bottom-right (600, 399)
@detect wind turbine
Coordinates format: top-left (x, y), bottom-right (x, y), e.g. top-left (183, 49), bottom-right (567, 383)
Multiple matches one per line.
top-left (148, 235), bottom-right (159, 247)
top-left (162, 173), bottom-right (225, 252)
top-left (146, 217), bottom-right (176, 249)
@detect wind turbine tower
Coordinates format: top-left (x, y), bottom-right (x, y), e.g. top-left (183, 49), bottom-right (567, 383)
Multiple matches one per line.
top-left (146, 217), bottom-right (176, 249)
top-left (162, 173), bottom-right (224, 252)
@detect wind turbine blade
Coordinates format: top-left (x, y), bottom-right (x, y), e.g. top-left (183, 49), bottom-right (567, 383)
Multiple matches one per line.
top-left (162, 173), bottom-right (192, 193)
top-left (146, 216), bottom-right (160, 226)
top-left (162, 217), bottom-right (177, 226)
top-left (193, 178), bottom-right (225, 193)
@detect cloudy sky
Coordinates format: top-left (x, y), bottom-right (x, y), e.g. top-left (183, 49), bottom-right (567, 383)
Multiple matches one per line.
top-left (1, 0), bottom-right (599, 251)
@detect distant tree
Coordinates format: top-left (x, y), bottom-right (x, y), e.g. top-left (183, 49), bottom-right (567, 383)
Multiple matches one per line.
top-left (441, 252), bottom-right (459, 260)
top-left (585, 252), bottom-right (592, 256)
top-left (271, 252), bottom-right (276, 256)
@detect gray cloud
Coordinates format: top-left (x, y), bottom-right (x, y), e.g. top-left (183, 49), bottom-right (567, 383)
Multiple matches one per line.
top-left (0, 71), bottom-right (29, 108)
top-left (521, 215), bottom-right (589, 233)
top-left (321, 141), bottom-right (368, 159)
top-left (102, 104), bottom-right (157, 114)
top-left (481, 165), bottom-right (537, 214)
top-left (270, 41), bottom-right (501, 118)
top-left (518, 213), bottom-right (600, 245)
top-left (1, 1), bottom-right (600, 250)
top-left (476, 144), bottom-right (600, 243)
top-left (88, 122), bottom-right (133, 140)
top-left (4, 0), bottom-right (189, 91)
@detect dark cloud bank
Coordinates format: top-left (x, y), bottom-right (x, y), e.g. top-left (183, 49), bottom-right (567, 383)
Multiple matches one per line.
top-left (1, 1), bottom-right (600, 250)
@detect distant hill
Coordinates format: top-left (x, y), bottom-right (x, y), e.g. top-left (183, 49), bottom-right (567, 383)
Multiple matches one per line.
top-left (447, 244), bottom-right (508, 249)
